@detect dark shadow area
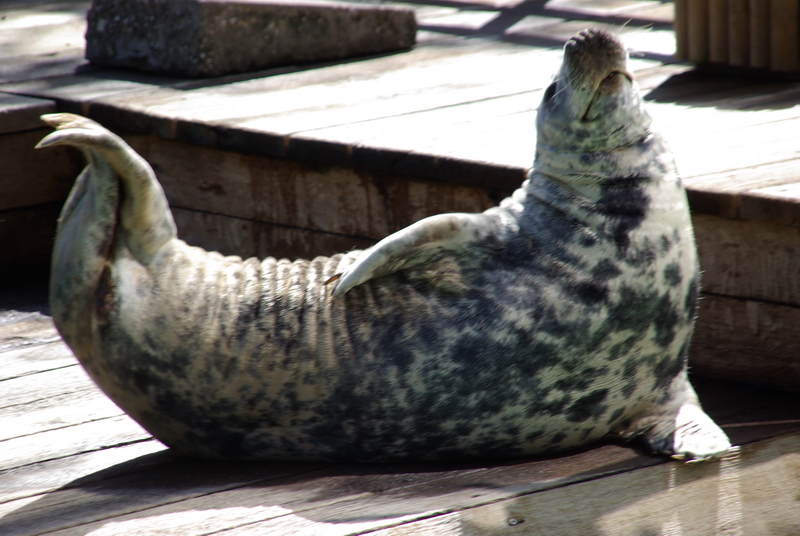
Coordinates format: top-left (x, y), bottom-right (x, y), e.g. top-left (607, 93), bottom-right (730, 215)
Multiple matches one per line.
top-left (645, 69), bottom-right (800, 111)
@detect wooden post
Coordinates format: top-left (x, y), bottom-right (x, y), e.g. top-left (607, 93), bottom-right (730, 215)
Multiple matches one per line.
top-left (674, 0), bottom-right (690, 60)
top-left (709, 0), bottom-right (729, 63)
top-left (688, 0), bottom-right (710, 63)
top-left (750, 0), bottom-right (770, 68)
top-left (728, 0), bottom-right (751, 66)
top-left (771, 0), bottom-right (800, 72)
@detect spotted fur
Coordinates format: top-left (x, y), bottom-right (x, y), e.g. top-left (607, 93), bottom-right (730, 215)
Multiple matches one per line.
top-left (41, 29), bottom-right (730, 462)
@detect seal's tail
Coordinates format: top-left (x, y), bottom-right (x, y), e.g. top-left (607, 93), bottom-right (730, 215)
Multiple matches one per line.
top-left (37, 113), bottom-right (176, 265)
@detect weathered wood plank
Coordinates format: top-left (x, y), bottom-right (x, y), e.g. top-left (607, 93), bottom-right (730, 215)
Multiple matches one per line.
top-left (0, 456), bottom-right (334, 536)
top-left (172, 208), bottom-right (377, 261)
top-left (0, 415), bottom-right (152, 472)
top-left (0, 94), bottom-right (56, 136)
top-left (0, 129), bottom-right (81, 211)
top-left (0, 340), bottom-right (76, 382)
top-left (367, 433), bottom-right (800, 536)
top-left (0, 439), bottom-right (167, 505)
top-left (693, 214), bottom-right (800, 306)
top-left (692, 293), bottom-right (800, 393)
top-left (126, 135), bottom-right (504, 242)
top-left (0, 315), bottom-right (59, 353)
top-left (0, 383), bottom-right (123, 443)
top-left (0, 365), bottom-right (92, 411)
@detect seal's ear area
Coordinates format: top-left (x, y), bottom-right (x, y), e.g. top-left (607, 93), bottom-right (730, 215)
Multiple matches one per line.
top-left (330, 213), bottom-right (487, 298)
top-left (36, 113), bottom-right (119, 150)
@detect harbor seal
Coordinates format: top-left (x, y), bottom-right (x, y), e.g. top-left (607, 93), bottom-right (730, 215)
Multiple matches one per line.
top-left (39, 28), bottom-right (730, 462)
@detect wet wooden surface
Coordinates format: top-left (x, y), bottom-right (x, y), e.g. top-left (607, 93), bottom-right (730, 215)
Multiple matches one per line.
top-left (2, 0), bottom-right (800, 534)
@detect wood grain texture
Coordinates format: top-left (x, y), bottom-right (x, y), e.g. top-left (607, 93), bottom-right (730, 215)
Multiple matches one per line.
top-left (0, 129), bottom-right (81, 211)
top-left (693, 214), bottom-right (800, 306)
top-left (369, 434), bottom-right (800, 536)
top-left (692, 293), bottom-right (800, 392)
top-left (728, 0), bottom-right (750, 67)
top-left (749, 0), bottom-right (770, 68)
top-left (771, 0), bottom-right (800, 72)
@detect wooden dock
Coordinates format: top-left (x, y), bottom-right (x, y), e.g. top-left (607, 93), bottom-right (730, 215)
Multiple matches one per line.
top-left (2, 0), bottom-right (800, 534)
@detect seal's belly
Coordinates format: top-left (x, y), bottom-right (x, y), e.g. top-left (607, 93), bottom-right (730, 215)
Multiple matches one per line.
top-left (93, 230), bottom-right (695, 461)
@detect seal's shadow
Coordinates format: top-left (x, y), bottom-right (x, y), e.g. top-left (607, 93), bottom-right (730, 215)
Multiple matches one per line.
top-left (4, 375), bottom-right (799, 535)
top-left (645, 69), bottom-right (800, 111)
top-left (0, 442), bottom-right (646, 535)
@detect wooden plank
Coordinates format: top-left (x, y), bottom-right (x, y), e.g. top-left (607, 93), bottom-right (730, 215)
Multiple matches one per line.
top-left (0, 315), bottom-right (59, 353)
top-left (741, 181), bottom-right (800, 228)
top-left (92, 45), bottom-right (555, 140)
top-left (687, 0), bottom-right (710, 63)
top-left (369, 433), bottom-right (800, 536)
top-left (692, 293), bottom-right (800, 392)
top-left (674, 0), bottom-right (690, 59)
top-left (0, 2), bottom-right (88, 85)
top-left (126, 135), bottom-right (503, 244)
top-left (0, 386), bottom-right (122, 443)
top-left (0, 203), bottom-right (62, 268)
top-left (0, 340), bottom-right (76, 381)
top-left (23, 444), bottom-right (652, 536)
top-left (692, 214), bottom-right (800, 305)
top-left (662, 111), bottom-right (800, 182)
top-left (685, 158), bottom-right (800, 195)
top-left (708, 0), bottom-right (729, 63)
top-left (728, 0), bottom-right (751, 67)
top-left (771, 0), bottom-right (800, 72)
top-left (0, 93), bottom-right (56, 136)
top-left (0, 129), bottom-right (81, 211)
top-left (0, 439), bottom-right (167, 505)
top-left (0, 365), bottom-right (94, 410)
top-left (0, 414), bottom-right (152, 472)
top-left (749, 0), bottom-right (770, 68)
top-left (172, 208), bottom-right (377, 261)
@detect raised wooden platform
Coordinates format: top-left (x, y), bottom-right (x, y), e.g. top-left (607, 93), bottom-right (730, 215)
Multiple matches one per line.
top-left (2, 0), bottom-right (800, 534)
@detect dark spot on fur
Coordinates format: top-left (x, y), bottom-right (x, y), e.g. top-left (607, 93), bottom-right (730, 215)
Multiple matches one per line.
top-left (593, 178), bottom-right (651, 254)
top-left (526, 430), bottom-right (545, 442)
top-left (607, 335), bottom-right (639, 361)
top-left (653, 295), bottom-right (680, 348)
top-left (663, 262), bottom-right (682, 286)
top-left (568, 280), bottom-right (609, 306)
top-left (652, 354), bottom-right (683, 391)
top-left (566, 389), bottom-right (608, 422)
top-left (591, 259), bottom-right (622, 280)
top-left (550, 432), bottom-right (567, 444)
top-left (622, 358), bottom-right (638, 379)
top-left (621, 382), bottom-right (637, 398)
top-left (685, 275), bottom-right (699, 321)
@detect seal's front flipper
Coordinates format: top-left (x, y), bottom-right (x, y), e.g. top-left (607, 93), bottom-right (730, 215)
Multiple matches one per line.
top-left (668, 403), bottom-right (732, 463)
top-left (330, 213), bottom-right (495, 298)
top-left (641, 400), bottom-right (732, 464)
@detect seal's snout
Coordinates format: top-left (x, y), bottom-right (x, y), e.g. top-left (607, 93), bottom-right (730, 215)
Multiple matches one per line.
top-left (564, 28), bottom-right (630, 89)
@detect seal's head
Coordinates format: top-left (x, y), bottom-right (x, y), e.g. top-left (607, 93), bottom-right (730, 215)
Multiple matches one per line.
top-left (537, 28), bottom-right (650, 153)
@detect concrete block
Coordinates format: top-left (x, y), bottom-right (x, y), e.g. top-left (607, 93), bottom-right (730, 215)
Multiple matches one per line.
top-left (85, 0), bottom-right (417, 78)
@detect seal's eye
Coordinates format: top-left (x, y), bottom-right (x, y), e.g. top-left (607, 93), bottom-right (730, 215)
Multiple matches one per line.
top-left (544, 82), bottom-right (557, 102)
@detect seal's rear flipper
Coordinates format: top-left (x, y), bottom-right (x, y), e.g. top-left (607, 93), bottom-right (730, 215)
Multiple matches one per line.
top-left (38, 113), bottom-right (176, 266)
